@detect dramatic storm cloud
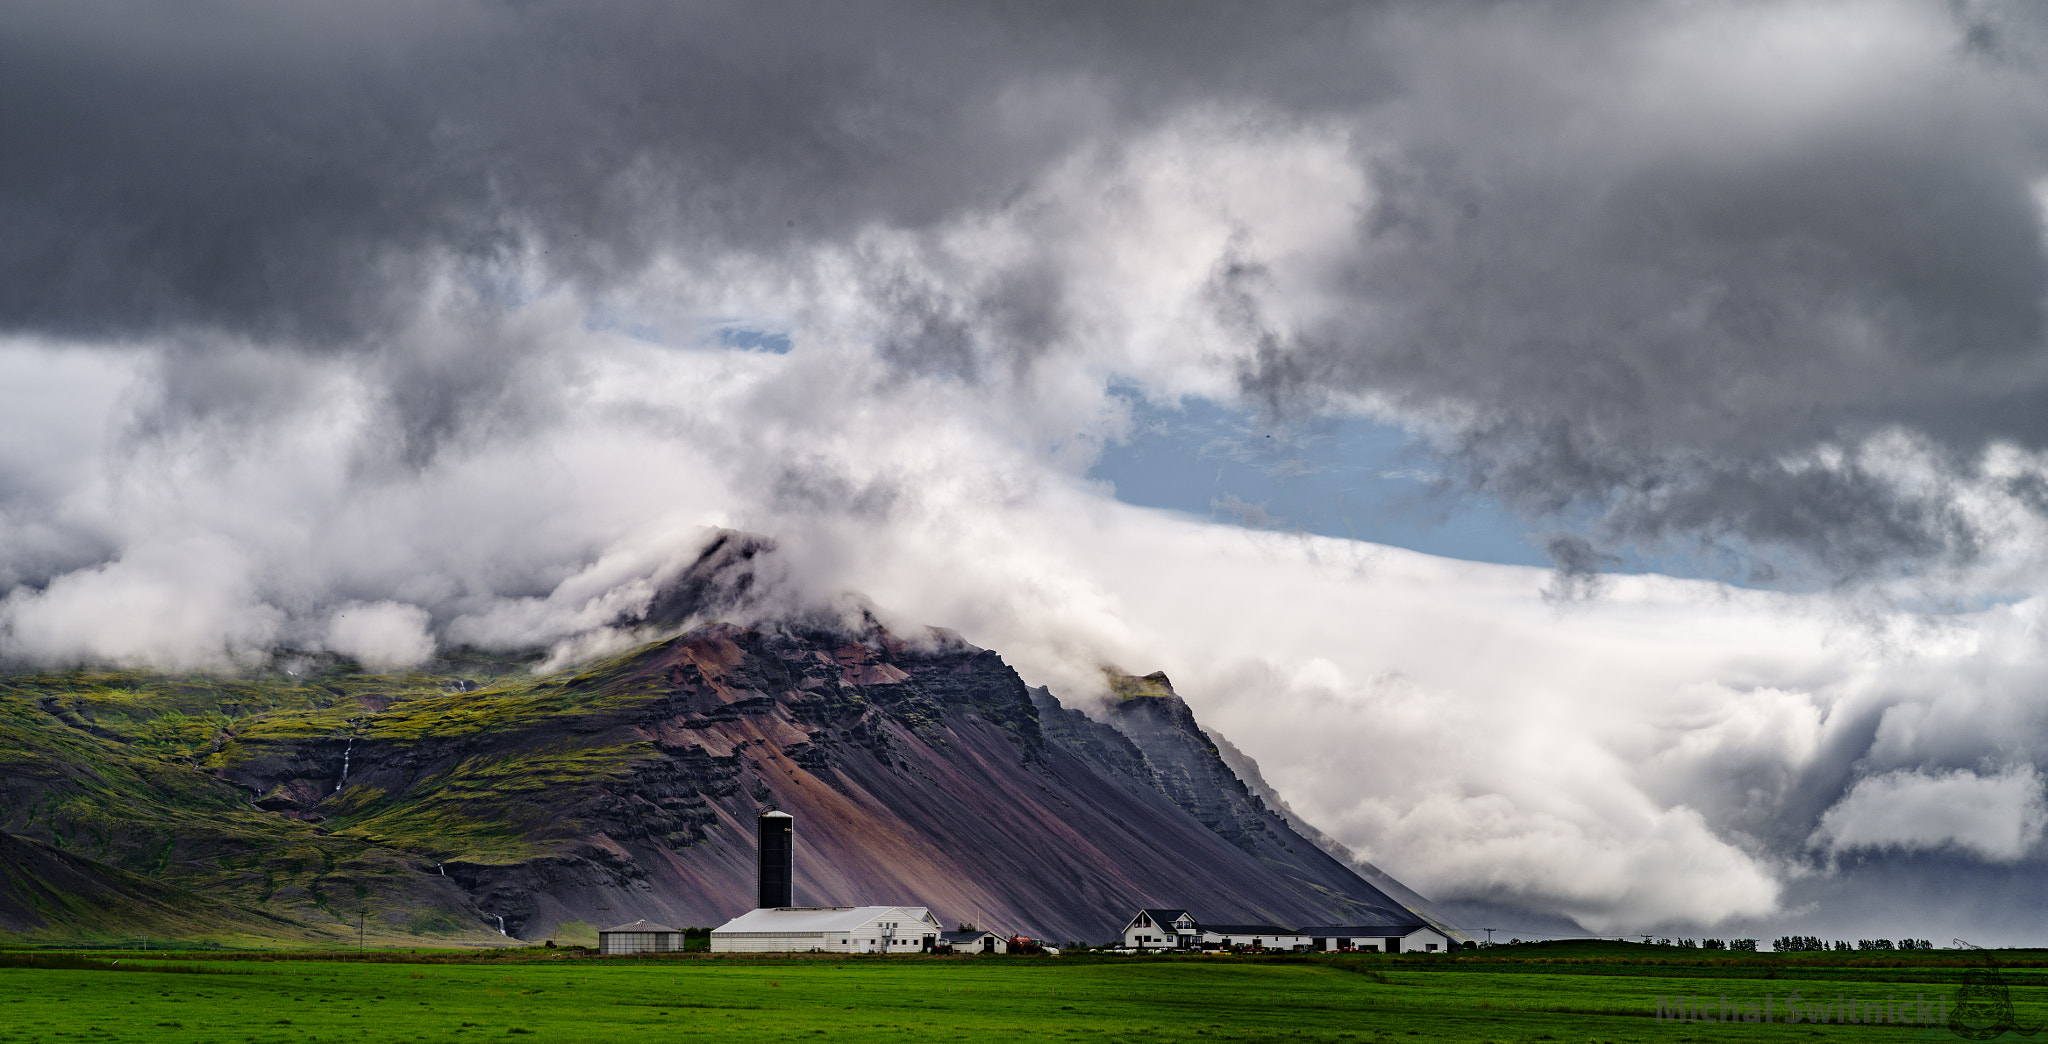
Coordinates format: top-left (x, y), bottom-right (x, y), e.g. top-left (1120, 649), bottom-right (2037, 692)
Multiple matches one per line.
top-left (9, 0), bottom-right (2048, 936)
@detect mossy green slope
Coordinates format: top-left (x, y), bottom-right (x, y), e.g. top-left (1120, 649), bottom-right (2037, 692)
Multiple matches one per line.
top-left (0, 653), bottom-right (543, 945)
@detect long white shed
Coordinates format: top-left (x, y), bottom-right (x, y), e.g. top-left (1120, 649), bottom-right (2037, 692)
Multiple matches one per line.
top-left (710, 906), bottom-right (940, 953)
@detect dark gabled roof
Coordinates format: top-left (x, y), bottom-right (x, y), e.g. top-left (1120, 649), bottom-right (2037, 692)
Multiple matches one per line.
top-left (1125, 908), bottom-right (1194, 930)
top-left (940, 929), bottom-right (998, 943)
top-left (1200, 924), bottom-right (1299, 936)
top-left (601, 920), bottom-right (682, 934)
top-left (1296, 921), bottom-right (1432, 935)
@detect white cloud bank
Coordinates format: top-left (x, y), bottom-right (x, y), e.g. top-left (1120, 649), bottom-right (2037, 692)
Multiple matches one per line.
top-left (1813, 767), bottom-right (2048, 863)
top-left (9, 299), bottom-right (2042, 933)
top-left (324, 601), bottom-right (437, 670)
top-left (11, 1), bottom-right (2048, 940)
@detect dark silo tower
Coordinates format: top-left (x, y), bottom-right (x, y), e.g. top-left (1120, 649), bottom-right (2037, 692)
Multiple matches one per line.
top-left (757, 810), bottom-right (794, 909)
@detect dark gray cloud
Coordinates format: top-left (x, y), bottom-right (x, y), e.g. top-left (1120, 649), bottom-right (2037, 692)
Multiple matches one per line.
top-left (1234, 4), bottom-right (2048, 580)
top-left (0, 0), bottom-right (1358, 340)
top-left (15, 1), bottom-right (2047, 582)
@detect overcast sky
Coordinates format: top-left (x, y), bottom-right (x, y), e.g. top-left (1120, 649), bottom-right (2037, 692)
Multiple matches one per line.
top-left (9, 0), bottom-right (2048, 940)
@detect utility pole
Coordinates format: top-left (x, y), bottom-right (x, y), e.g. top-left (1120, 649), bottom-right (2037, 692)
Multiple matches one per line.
top-left (359, 908), bottom-right (367, 953)
top-left (1482, 928), bottom-right (1495, 947)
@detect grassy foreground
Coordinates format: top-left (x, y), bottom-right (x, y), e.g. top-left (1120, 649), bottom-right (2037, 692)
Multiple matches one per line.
top-left (0, 941), bottom-right (2032, 1043)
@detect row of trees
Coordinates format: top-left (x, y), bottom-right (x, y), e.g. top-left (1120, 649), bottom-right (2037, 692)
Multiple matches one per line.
top-left (1771, 936), bottom-right (1935, 952)
top-left (1655, 938), bottom-right (1758, 950)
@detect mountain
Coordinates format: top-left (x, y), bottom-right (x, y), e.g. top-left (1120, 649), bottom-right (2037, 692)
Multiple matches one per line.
top-left (0, 545), bottom-right (1450, 945)
top-left (0, 832), bottom-right (303, 941)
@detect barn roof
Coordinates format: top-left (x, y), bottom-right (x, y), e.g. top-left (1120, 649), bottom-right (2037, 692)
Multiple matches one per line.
top-left (712, 906), bottom-right (933, 934)
top-left (1200, 924), bottom-right (1300, 936)
top-left (601, 920), bottom-right (682, 934)
top-left (1296, 919), bottom-right (1433, 935)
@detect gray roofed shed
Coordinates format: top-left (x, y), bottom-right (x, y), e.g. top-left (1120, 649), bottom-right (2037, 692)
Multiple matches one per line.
top-left (598, 919), bottom-right (685, 955)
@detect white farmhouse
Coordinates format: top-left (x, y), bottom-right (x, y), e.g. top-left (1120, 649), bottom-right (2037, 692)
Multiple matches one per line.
top-left (710, 905), bottom-right (940, 953)
top-left (1121, 908), bottom-right (1201, 951)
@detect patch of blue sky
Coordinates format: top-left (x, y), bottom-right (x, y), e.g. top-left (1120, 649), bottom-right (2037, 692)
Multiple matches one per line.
top-left (1087, 393), bottom-right (1792, 584)
top-left (715, 326), bottom-right (792, 353)
top-left (1088, 393), bottom-right (1552, 568)
top-left (582, 303), bottom-right (670, 344)
top-left (577, 305), bottom-right (794, 355)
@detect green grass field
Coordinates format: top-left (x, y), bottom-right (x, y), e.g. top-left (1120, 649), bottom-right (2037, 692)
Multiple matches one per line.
top-left (0, 943), bottom-right (2027, 1043)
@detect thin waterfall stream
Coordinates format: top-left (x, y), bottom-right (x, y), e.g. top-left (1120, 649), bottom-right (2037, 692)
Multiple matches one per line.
top-left (335, 737), bottom-right (353, 792)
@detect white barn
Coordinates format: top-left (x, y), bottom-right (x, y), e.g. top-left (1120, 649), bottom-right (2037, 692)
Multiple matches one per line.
top-left (710, 906), bottom-right (940, 953)
top-left (1298, 920), bottom-right (1451, 953)
top-left (1199, 923), bottom-right (1311, 952)
top-left (598, 920), bottom-right (684, 955)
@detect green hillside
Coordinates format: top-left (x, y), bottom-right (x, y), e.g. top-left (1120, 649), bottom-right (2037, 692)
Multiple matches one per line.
top-left (0, 651), bottom-right (561, 944)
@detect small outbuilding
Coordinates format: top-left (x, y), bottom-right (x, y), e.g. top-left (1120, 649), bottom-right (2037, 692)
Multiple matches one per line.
top-left (598, 920), bottom-right (685, 955)
top-left (940, 928), bottom-right (1009, 954)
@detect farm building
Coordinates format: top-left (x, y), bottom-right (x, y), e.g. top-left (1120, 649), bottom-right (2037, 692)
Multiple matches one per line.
top-left (707, 809), bottom-right (944, 953)
top-left (710, 905), bottom-right (941, 953)
top-left (1297, 919), bottom-right (1450, 953)
top-left (757, 809), bottom-right (793, 908)
top-left (940, 927), bottom-right (1009, 954)
top-left (1199, 924), bottom-right (1310, 952)
top-left (1121, 909), bottom-right (1200, 951)
top-left (1121, 909), bottom-right (1448, 953)
top-left (597, 920), bottom-right (684, 954)
top-left (1121, 910), bottom-right (1307, 951)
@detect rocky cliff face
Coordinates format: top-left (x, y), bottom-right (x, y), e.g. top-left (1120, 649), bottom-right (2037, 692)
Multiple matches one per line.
top-left (0, 547), bottom-right (1441, 944)
top-left (229, 620), bottom-right (1418, 943)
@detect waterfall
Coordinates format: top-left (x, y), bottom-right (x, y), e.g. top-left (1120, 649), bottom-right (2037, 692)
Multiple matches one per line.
top-left (335, 737), bottom-right (353, 792)
top-left (496, 916), bottom-right (508, 937)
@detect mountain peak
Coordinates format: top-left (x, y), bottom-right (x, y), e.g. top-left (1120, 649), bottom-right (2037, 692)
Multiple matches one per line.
top-left (3, 606), bottom-right (1441, 945)
top-left (1104, 668), bottom-right (1179, 702)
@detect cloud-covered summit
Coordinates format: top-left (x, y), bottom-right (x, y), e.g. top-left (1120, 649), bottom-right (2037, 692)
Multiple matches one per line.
top-left (11, 0), bottom-right (2048, 936)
